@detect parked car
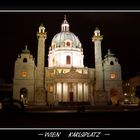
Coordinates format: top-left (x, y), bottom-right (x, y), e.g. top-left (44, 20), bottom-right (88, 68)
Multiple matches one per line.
top-left (0, 97), bottom-right (25, 112)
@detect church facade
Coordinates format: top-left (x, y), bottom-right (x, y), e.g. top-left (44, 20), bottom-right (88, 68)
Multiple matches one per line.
top-left (13, 16), bottom-right (124, 106)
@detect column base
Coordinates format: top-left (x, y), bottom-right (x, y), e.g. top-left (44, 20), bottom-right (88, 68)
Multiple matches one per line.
top-left (94, 90), bottom-right (108, 105)
top-left (35, 87), bottom-right (46, 105)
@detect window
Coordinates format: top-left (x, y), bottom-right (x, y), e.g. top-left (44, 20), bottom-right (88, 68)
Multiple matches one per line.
top-left (65, 39), bottom-right (71, 47)
top-left (66, 55), bottom-right (71, 64)
top-left (49, 85), bottom-right (53, 92)
top-left (23, 58), bottom-right (27, 63)
top-left (111, 73), bottom-right (116, 79)
top-left (110, 61), bottom-right (114, 65)
top-left (52, 43), bottom-right (56, 48)
top-left (21, 72), bottom-right (27, 77)
top-left (66, 41), bottom-right (71, 47)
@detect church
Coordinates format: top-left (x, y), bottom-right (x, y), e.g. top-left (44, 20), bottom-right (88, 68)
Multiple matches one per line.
top-left (13, 16), bottom-right (124, 106)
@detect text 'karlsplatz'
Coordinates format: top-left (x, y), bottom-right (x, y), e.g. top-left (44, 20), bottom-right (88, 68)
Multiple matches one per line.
top-left (38, 131), bottom-right (102, 138)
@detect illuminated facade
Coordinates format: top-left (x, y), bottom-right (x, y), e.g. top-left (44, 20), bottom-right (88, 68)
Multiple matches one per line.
top-left (13, 16), bottom-right (124, 106)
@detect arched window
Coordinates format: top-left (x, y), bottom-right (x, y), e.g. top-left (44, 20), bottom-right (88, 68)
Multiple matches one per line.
top-left (66, 55), bottom-right (71, 64)
top-left (23, 58), bottom-right (27, 63)
top-left (52, 58), bottom-right (55, 65)
top-left (110, 61), bottom-right (114, 65)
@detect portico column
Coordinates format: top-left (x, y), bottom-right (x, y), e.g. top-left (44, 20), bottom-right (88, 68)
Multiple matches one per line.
top-left (88, 83), bottom-right (91, 102)
top-left (55, 83), bottom-right (57, 101)
top-left (76, 82), bottom-right (78, 101)
top-left (82, 83), bottom-right (84, 101)
top-left (67, 83), bottom-right (70, 101)
top-left (61, 82), bottom-right (63, 102)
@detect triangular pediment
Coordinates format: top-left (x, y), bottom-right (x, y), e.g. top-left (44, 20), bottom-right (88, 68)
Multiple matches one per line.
top-left (57, 69), bottom-right (88, 79)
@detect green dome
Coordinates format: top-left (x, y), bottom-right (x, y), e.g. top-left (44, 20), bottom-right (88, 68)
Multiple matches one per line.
top-left (51, 16), bottom-right (82, 49)
top-left (51, 31), bottom-right (82, 48)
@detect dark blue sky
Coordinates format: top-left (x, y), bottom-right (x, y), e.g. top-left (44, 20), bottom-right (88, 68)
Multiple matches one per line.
top-left (0, 11), bottom-right (140, 82)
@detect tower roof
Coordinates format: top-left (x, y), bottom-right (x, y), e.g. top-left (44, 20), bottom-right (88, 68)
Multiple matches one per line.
top-left (22, 45), bottom-right (30, 54)
top-left (104, 49), bottom-right (114, 58)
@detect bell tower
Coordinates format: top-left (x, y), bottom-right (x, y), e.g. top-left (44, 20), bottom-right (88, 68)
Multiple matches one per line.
top-left (103, 49), bottom-right (123, 104)
top-left (13, 45), bottom-right (36, 104)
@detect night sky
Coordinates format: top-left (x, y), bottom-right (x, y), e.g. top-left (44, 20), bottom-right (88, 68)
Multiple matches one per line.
top-left (0, 11), bottom-right (140, 83)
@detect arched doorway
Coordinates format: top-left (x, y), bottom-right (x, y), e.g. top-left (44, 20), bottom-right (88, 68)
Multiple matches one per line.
top-left (20, 88), bottom-right (28, 104)
top-left (110, 88), bottom-right (119, 105)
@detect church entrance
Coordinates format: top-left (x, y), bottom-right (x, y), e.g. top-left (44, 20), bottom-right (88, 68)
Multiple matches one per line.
top-left (69, 92), bottom-right (74, 102)
top-left (20, 88), bottom-right (28, 104)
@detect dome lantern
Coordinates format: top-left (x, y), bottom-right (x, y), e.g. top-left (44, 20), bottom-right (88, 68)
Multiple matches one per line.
top-left (61, 15), bottom-right (70, 32)
top-left (50, 16), bottom-right (82, 49)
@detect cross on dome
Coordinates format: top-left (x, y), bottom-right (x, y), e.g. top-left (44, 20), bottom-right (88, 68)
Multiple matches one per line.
top-left (64, 14), bottom-right (66, 20)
